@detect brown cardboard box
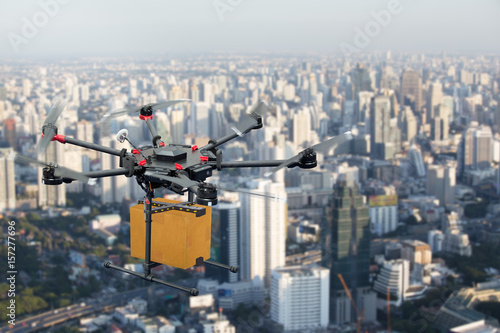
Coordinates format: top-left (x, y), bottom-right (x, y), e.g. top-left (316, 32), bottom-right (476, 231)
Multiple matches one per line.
top-left (130, 198), bottom-right (211, 269)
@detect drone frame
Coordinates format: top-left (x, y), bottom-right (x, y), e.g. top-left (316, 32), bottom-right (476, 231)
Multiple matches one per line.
top-left (34, 100), bottom-right (329, 295)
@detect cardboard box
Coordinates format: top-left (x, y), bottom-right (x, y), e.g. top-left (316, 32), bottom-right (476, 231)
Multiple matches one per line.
top-left (130, 198), bottom-right (211, 269)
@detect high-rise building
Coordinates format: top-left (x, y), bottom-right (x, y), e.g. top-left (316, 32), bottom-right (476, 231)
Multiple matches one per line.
top-left (370, 95), bottom-right (393, 160)
top-left (408, 145), bottom-right (426, 177)
top-left (292, 108), bottom-right (311, 148)
top-left (207, 199), bottom-right (240, 284)
top-left (369, 195), bottom-right (398, 236)
top-left (356, 91), bottom-right (374, 125)
top-left (400, 70), bottom-right (423, 113)
top-left (373, 259), bottom-right (409, 306)
top-left (3, 118), bottom-right (16, 148)
top-left (239, 179), bottom-right (286, 287)
top-left (322, 180), bottom-right (375, 324)
top-left (0, 148), bottom-right (15, 211)
top-left (398, 106), bottom-right (417, 144)
top-left (100, 136), bottom-right (130, 204)
top-left (270, 266), bottom-right (330, 331)
top-left (351, 63), bottom-right (373, 97)
top-left (426, 82), bottom-right (443, 123)
top-left (427, 162), bottom-right (456, 206)
top-left (458, 123), bottom-right (493, 176)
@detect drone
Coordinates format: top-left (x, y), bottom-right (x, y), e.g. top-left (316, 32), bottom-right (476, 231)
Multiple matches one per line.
top-left (16, 98), bottom-right (352, 296)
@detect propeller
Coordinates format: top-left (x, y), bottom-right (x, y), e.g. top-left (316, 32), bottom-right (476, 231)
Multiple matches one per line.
top-left (231, 100), bottom-right (268, 136)
top-left (15, 154), bottom-right (94, 184)
top-left (217, 185), bottom-right (286, 202)
top-left (102, 99), bottom-right (190, 120)
top-left (39, 99), bottom-right (67, 155)
top-left (264, 131), bottom-right (353, 177)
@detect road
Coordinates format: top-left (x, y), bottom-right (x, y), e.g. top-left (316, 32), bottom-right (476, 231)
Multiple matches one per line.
top-left (1, 287), bottom-right (149, 333)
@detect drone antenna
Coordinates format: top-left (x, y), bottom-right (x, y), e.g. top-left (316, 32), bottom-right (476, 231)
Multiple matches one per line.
top-left (116, 129), bottom-right (147, 160)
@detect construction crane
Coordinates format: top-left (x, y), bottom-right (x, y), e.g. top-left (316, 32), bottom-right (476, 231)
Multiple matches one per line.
top-left (337, 274), bottom-right (364, 333)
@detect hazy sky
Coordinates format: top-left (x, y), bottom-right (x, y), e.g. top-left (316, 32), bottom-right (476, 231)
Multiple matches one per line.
top-left (1, 0), bottom-right (499, 57)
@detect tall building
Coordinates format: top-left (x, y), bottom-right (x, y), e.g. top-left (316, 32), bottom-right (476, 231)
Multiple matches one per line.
top-left (458, 123), bottom-right (493, 176)
top-left (426, 82), bottom-right (443, 123)
top-left (398, 106), bottom-right (417, 143)
top-left (207, 199), bottom-right (240, 284)
top-left (351, 63), bottom-right (373, 97)
top-left (270, 266), bottom-right (330, 331)
top-left (373, 259), bottom-right (410, 307)
top-left (239, 180), bottom-right (286, 287)
top-left (370, 95), bottom-right (393, 160)
top-left (100, 136), bottom-right (130, 204)
top-left (400, 70), bottom-right (423, 113)
top-left (356, 91), bottom-right (374, 125)
top-left (408, 145), bottom-right (426, 177)
top-left (292, 108), bottom-right (311, 147)
top-left (427, 162), bottom-right (456, 206)
top-left (0, 148), bottom-right (15, 211)
top-left (3, 118), bottom-right (16, 148)
top-left (369, 195), bottom-right (398, 236)
top-left (322, 180), bottom-right (375, 324)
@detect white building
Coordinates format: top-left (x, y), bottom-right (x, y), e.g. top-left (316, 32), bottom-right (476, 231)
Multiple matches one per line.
top-left (408, 145), bottom-right (426, 177)
top-left (0, 148), bottom-right (15, 211)
top-left (89, 214), bottom-right (121, 233)
top-left (428, 230), bottom-right (444, 253)
top-left (239, 179), bottom-right (286, 287)
top-left (443, 229), bottom-right (472, 257)
top-left (373, 259), bottom-right (410, 307)
top-left (270, 266), bottom-right (329, 332)
top-left (369, 203), bottom-right (398, 236)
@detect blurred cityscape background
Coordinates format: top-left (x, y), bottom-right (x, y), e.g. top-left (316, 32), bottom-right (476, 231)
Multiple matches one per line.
top-left (0, 1), bottom-right (500, 333)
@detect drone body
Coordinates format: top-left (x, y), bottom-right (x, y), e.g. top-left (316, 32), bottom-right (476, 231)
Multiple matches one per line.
top-left (16, 98), bottom-right (352, 296)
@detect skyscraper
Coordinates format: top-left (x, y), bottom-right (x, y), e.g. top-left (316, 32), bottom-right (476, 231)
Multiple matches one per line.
top-left (426, 82), bottom-right (443, 123)
top-left (322, 180), bottom-right (375, 324)
top-left (398, 106), bottom-right (417, 144)
top-left (3, 118), bottom-right (16, 148)
top-left (207, 199), bottom-right (240, 283)
top-left (400, 70), bottom-right (423, 113)
top-left (271, 266), bottom-right (330, 331)
top-left (351, 63), bottom-right (373, 97)
top-left (427, 162), bottom-right (456, 206)
top-left (239, 179), bottom-right (286, 288)
top-left (0, 148), bottom-right (15, 211)
top-left (458, 123), bottom-right (493, 176)
top-left (370, 95), bottom-right (394, 160)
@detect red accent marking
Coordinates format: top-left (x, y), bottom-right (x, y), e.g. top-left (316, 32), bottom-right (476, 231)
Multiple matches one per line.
top-left (192, 145), bottom-right (198, 151)
top-left (139, 160), bottom-right (147, 166)
top-left (52, 134), bottom-right (66, 143)
top-left (139, 114), bottom-right (153, 121)
top-left (146, 198), bottom-right (150, 204)
top-left (159, 142), bottom-right (165, 147)
top-left (200, 156), bottom-right (209, 162)
top-left (175, 163), bottom-right (183, 170)
top-left (132, 149), bottom-right (140, 154)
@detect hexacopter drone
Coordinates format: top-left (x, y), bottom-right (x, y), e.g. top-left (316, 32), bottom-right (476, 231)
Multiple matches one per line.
top-left (16, 99), bottom-right (352, 296)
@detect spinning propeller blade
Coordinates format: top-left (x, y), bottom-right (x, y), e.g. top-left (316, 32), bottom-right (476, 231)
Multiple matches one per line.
top-left (264, 131), bottom-right (353, 177)
top-left (102, 99), bottom-right (190, 120)
top-left (39, 99), bottom-right (67, 155)
top-left (231, 100), bottom-right (268, 136)
top-left (15, 154), bottom-right (92, 184)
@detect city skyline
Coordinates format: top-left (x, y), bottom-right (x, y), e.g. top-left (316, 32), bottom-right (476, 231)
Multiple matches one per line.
top-left (1, 0), bottom-right (500, 57)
